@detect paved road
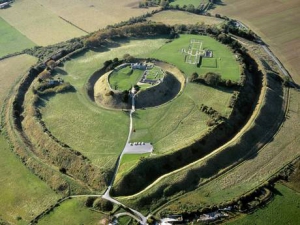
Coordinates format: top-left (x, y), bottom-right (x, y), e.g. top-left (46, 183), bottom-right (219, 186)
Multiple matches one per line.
top-left (261, 45), bottom-right (289, 77)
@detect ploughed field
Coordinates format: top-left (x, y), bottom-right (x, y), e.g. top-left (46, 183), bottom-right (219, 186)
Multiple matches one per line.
top-left (210, 0), bottom-right (300, 83)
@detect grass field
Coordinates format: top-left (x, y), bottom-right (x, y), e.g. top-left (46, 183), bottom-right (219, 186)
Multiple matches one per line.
top-left (0, 0), bottom-right (85, 46)
top-left (0, 18), bottom-right (35, 57)
top-left (130, 81), bottom-right (233, 154)
top-left (41, 38), bottom-right (168, 169)
top-left (35, 0), bottom-right (157, 33)
top-left (150, 34), bottom-right (241, 81)
top-left (148, 10), bottom-right (224, 26)
top-left (210, 0), bottom-right (300, 83)
top-left (109, 66), bottom-right (143, 90)
top-left (0, 54), bottom-right (37, 104)
top-left (37, 198), bottom-right (106, 225)
top-left (170, 0), bottom-right (209, 7)
top-left (0, 135), bottom-right (60, 224)
top-left (226, 184), bottom-right (300, 225)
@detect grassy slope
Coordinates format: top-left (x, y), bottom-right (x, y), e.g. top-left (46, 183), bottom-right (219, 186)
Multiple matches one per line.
top-left (0, 18), bottom-right (35, 57)
top-left (0, 0), bottom-right (85, 46)
top-left (41, 38), bottom-right (168, 169)
top-left (130, 82), bottom-right (233, 154)
top-left (37, 198), bottom-right (106, 225)
top-left (150, 34), bottom-right (240, 81)
top-left (0, 135), bottom-right (60, 225)
top-left (226, 184), bottom-right (300, 225)
top-left (0, 55), bottom-right (59, 224)
top-left (148, 10), bottom-right (224, 26)
top-left (210, 0), bottom-right (300, 83)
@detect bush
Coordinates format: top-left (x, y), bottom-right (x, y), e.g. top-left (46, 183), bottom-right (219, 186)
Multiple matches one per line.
top-left (93, 198), bottom-right (113, 212)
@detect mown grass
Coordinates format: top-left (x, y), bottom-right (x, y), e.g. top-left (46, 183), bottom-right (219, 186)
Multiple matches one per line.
top-left (150, 34), bottom-right (241, 81)
top-left (148, 10), bottom-right (224, 26)
top-left (226, 184), bottom-right (300, 225)
top-left (0, 135), bottom-right (60, 224)
top-left (0, 18), bottom-right (35, 57)
top-left (109, 66), bottom-right (143, 90)
top-left (37, 198), bottom-right (106, 225)
top-left (41, 38), bottom-right (168, 169)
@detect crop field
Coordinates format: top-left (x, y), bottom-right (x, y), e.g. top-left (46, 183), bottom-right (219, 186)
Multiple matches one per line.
top-left (150, 34), bottom-right (241, 81)
top-left (0, 54), bottom-right (37, 104)
top-left (0, 18), bottom-right (35, 57)
top-left (35, 0), bottom-right (157, 33)
top-left (226, 184), bottom-right (300, 225)
top-left (0, 0), bottom-right (86, 46)
top-left (109, 66), bottom-right (143, 90)
top-left (41, 38), bottom-right (168, 169)
top-left (37, 198), bottom-right (106, 225)
top-left (210, 0), bottom-right (300, 83)
top-left (170, 0), bottom-right (209, 7)
top-left (148, 10), bottom-right (224, 26)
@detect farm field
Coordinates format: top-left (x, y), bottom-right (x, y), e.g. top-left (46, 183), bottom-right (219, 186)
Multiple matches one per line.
top-left (35, 0), bottom-right (157, 33)
top-left (148, 10), bottom-right (224, 26)
top-left (226, 184), bottom-right (300, 225)
top-left (170, 0), bottom-right (209, 7)
top-left (37, 198), bottom-right (106, 225)
top-left (0, 0), bottom-right (86, 46)
top-left (0, 135), bottom-right (60, 224)
top-left (150, 34), bottom-right (241, 81)
top-left (41, 38), bottom-right (168, 169)
top-left (0, 18), bottom-right (35, 58)
top-left (210, 0), bottom-right (300, 83)
top-left (0, 54), bottom-right (37, 104)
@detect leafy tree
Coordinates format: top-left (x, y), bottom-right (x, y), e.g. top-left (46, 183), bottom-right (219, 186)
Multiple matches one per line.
top-left (204, 72), bottom-right (221, 86)
top-left (93, 198), bottom-right (113, 212)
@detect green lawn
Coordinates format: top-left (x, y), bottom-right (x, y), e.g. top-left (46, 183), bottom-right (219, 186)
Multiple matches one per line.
top-left (41, 38), bottom-right (168, 169)
top-left (226, 184), bottom-right (300, 225)
top-left (150, 34), bottom-right (241, 81)
top-left (37, 198), bottom-right (106, 225)
top-left (130, 80), bottom-right (233, 154)
top-left (109, 66), bottom-right (143, 90)
top-left (170, 0), bottom-right (209, 7)
top-left (0, 135), bottom-right (60, 224)
top-left (0, 17), bottom-right (35, 57)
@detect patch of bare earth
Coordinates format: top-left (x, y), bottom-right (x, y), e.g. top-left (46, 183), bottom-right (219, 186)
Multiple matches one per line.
top-left (210, 0), bottom-right (300, 83)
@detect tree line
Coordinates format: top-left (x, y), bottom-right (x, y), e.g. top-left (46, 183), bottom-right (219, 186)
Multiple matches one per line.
top-left (85, 22), bottom-right (172, 48)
